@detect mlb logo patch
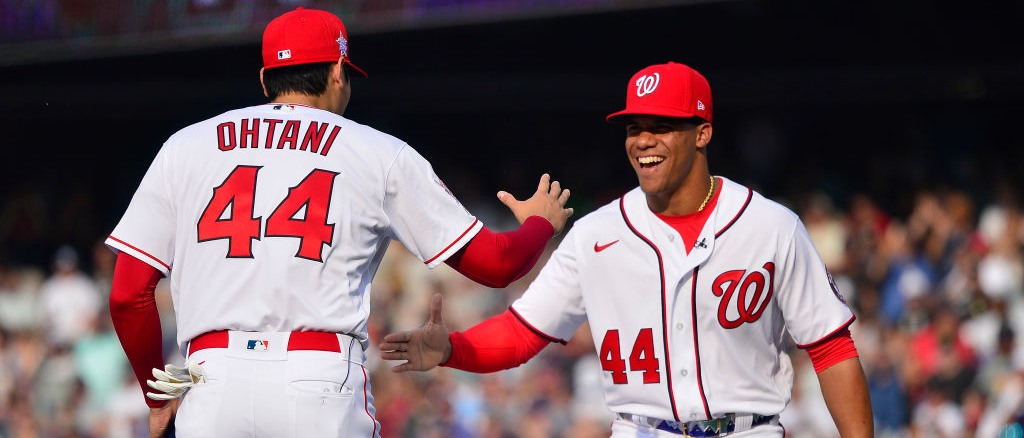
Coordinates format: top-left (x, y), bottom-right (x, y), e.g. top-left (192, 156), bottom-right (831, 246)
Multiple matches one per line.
top-left (246, 339), bottom-right (270, 351)
top-left (277, 49), bottom-right (291, 60)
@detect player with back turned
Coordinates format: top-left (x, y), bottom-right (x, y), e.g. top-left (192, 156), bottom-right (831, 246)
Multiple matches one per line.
top-left (105, 7), bottom-right (573, 438)
top-left (382, 62), bottom-right (874, 437)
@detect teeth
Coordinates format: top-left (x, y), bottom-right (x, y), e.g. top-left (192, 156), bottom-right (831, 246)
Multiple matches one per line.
top-left (638, 156), bottom-right (665, 164)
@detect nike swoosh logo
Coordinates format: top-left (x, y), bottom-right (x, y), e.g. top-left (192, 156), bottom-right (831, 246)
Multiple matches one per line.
top-left (594, 240), bottom-right (620, 252)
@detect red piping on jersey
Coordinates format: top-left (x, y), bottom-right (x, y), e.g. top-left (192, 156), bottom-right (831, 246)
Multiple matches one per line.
top-left (691, 266), bottom-right (712, 419)
top-left (714, 187), bottom-right (752, 238)
top-left (424, 219), bottom-right (479, 265)
top-left (108, 236), bottom-right (171, 271)
top-left (619, 196), bottom-right (681, 423)
top-left (509, 307), bottom-right (568, 344)
top-left (361, 365), bottom-right (378, 436)
top-left (794, 315), bottom-right (857, 349)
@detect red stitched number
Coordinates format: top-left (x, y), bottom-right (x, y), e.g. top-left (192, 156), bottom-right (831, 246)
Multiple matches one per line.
top-left (599, 328), bottom-right (661, 384)
top-left (265, 170), bottom-right (337, 261)
top-left (197, 166), bottom-right (338, 261)
top-left (197, 166), bottom-right (262, 258)
top-left (599, 330), bottom-right (628, 384)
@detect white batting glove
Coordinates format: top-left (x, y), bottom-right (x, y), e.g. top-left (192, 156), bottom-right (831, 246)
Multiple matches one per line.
top-left (145, 360), bottom-right (207, 401)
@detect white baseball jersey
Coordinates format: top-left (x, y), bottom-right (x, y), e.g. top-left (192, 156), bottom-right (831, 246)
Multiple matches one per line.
top-left (512, 177), bottom-right (854, 423)
top-left (106, 103), bottom-right (482, 353)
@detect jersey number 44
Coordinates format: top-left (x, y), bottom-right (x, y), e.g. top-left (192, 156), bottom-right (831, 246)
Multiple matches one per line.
top-left (197, 165), bottom-right (339, 262)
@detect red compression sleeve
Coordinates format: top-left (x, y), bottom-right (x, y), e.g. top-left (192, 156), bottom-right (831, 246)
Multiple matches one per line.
top-left (805, 328), bottom-right (860, 373)
top-left (444, 216), bottom-right (554, 288)
top-left (109, 252), bottom-right (166, 408)
top-left (442, 309), bottom-right (551, 373)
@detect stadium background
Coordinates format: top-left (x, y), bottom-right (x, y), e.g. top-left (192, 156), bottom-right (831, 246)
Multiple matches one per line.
top-left (1, 0), bottom-right (1023, 437)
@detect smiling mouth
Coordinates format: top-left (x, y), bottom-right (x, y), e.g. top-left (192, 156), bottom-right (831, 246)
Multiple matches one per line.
top-left (637, 156), bottom-right (665, 168)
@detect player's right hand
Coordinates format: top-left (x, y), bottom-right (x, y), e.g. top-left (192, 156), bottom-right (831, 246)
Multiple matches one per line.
top-left (498, 173), bottom-right (574, 235)
top-left (149, 397), bottom-right (178, 438)
top-left (146, 360), bottom-right (206, 401)
top-left (379, 294), bottom-right (451, 372)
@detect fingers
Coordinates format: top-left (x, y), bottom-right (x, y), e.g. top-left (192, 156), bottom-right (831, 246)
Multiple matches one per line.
top-left (379, 349), bottom-right (407, 361)
top-left (548, 179), bottom-right (561, 197)
top-left (429, 293), bottom-right (444, 325)
top-left (381, 331), bottom-right (412, 344)
top-left (496, 190), bottom-right (517, 209)
top-left (535, 173), bottom-right (551, 194)
top-left (558, 188), bottom-right (570, 205)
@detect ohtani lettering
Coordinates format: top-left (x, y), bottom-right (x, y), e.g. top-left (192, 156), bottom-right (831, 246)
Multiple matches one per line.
top-left (216, 119), bottom-right (341, 156)
top-left (711, 262), bottom-right (775, 329)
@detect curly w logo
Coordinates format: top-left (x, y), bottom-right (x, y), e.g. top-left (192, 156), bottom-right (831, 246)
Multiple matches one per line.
top-left (711, 262), bottom-right (775, 329)
top-left (635, 73), bottom-right (660, 97)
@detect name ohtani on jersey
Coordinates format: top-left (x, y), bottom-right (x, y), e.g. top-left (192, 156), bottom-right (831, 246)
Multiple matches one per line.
top-left (216, 118), bottom-right (342, 156)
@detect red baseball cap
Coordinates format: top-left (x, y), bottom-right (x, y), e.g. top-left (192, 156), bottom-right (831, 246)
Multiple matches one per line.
top-left (262, 7), bottom-right (367, 77)
top-left (606, 62), bottom-right (712, 123)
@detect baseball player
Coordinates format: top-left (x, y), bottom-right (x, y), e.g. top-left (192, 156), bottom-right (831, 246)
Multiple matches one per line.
top-left (381, 62), bottom-right (874, 437)
top-left (105, 7), bottom-right (573, 438)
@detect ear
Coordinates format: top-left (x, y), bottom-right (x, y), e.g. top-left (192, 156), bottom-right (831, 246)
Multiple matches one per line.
top-left (695, 123), bottom-right (713, 149)
top-left (332, 59), bottom-right (347, 87)
top-left (259, 68), bottom-right (269, 98)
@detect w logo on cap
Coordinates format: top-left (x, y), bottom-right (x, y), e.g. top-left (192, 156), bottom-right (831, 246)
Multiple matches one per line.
top-left (635, 73), bottom-right (660, 97)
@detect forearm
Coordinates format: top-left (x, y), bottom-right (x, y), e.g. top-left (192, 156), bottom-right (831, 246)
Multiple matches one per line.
top-left (443, 309), bottom-right (550, 373)
top-left (109, 253), bottom-right (167, 408)
top-left (445, 216), bottom-right (554, 287)
top-left (818, 357), bottom-right (874, 437)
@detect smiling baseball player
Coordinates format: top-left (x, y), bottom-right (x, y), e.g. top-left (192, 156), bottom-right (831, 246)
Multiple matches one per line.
top-left (381, 62), bottom-right (874, 437)
top-left (105, 7), bottom-right (572, 438)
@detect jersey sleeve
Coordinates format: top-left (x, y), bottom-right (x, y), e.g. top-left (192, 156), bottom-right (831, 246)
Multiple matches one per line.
top-left (776, 219), bottom-right (855, 347)
top-left (509, 227), bottom-right (588, 343)
top-left (383, 146), bottom-right (482, 268)
top-left (105, 146), bottom-right (176, 274)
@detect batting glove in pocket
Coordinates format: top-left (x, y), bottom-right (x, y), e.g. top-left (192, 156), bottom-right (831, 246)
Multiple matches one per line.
top-left (146, 360), bottom-right (207, 401)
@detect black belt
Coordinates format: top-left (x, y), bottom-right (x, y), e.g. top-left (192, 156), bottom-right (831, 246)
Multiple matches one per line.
top-left (619, 412), bottom-right (778, 437)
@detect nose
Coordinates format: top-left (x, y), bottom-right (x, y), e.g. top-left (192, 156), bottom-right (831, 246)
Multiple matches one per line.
top-left (633, 131), bottom-right (658, 149)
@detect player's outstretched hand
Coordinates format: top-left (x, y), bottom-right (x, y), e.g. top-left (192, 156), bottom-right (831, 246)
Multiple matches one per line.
top-left (498, 173), bottom-right (574, 234)
top-left (380, 294), bottom-right (452, 372)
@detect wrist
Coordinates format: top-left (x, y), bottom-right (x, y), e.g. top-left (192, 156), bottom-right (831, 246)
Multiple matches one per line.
top-left (440, 332), bottom-right (459, 367)
top-left (523, 215), bottom-right (555, 238)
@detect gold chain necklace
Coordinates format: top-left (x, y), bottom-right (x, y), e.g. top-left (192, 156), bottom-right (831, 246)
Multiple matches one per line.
top-left (697, 175), bottom-right (715, 212)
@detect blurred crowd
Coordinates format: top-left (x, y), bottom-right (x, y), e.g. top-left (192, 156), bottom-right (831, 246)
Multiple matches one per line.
top-left (1, 184), bottom-right (1024, 438)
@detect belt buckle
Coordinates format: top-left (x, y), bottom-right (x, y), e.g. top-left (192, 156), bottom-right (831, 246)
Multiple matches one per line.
top-left (684, 416), bottom-right (734, 437)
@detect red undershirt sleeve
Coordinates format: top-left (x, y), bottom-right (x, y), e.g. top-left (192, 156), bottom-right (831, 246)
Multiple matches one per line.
top-left (444, 216), bottom-right (555, 288)
top-left (803, 327), bottom-right (859, 373)
top-left (442, 309), bottom-right (551, 373)
top-left (109, 252), bottom-right (167, 408)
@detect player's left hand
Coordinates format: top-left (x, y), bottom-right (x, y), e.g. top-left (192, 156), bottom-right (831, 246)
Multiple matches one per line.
top-left (498, 173), bottom-right (574, 235)
top-left (379, 294), bottom-right (451, 372)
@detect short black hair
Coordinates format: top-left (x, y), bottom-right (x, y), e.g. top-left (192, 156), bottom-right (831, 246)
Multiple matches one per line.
top-left (262, 62), bottom-right (335, 100)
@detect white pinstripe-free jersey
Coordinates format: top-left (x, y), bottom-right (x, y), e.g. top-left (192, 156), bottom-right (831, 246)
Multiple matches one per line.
top-left (106, 103), bottom-right (482, 354)
top-left (511, 177), bottom-right (853, 423)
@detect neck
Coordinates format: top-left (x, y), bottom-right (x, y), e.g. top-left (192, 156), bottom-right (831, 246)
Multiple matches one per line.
top-left (272, 92), bottom-right (340, 115)
top-left (647, 172), bottom-right (716, 216)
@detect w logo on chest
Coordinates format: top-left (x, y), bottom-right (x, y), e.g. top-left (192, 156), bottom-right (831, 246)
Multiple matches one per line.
top-left (710, 262), bottom-right (775, 329)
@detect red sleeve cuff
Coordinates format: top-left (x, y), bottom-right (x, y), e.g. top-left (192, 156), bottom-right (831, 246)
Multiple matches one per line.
top-left (443, 310), bottom-right (550, 373)
top-left (805, 328), bottom-right (859, 373)
top-left (444, 216), bottom-right (554, 287)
